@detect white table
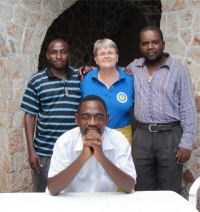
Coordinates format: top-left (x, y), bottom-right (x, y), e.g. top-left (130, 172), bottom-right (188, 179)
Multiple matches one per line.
top-left (0, 191), bottom-right (198, 212)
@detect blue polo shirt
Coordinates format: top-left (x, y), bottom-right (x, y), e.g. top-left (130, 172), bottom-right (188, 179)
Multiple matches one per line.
top-left (80, 66), bottom-right (134, 128)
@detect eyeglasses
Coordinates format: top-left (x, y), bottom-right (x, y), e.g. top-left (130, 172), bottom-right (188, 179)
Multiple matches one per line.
top-left (97, 51), bottom-right (117, 57)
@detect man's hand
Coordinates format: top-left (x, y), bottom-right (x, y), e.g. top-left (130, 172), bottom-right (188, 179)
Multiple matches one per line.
top-left (28, 150), bottom-right (43, 173)
top-left (122, 67), bottom-right (133, 75)
top-left (78, 65), bottom-right (94, 80)
top-left (82, 131), bottom-right (103, 159)
top-left (81, 140), bottom-right (93, 159)
top-left (24, 113), bottom-right (42, 172)
top-left (176, 147), bottom-right (191, 165)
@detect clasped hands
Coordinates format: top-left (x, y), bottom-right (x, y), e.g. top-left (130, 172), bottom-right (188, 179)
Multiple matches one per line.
top-left (81, 130), bottom-right (104, 160)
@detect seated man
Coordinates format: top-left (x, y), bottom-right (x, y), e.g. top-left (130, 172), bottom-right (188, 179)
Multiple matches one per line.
top-left (48, 95), bottom-right (136, 195)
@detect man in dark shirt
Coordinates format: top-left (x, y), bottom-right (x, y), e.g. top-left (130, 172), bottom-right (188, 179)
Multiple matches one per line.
top-left (20, 39), bottom-right (81, 192)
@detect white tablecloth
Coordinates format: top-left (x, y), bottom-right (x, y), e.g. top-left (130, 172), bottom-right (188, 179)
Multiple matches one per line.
top-left (0, 190), bottom-right (198, 212)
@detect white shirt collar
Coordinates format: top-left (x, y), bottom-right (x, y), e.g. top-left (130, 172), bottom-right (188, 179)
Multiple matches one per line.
top-left (74, 127), bottom-right (114, 152)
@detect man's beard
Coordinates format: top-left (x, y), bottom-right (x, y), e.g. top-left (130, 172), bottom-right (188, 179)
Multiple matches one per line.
top-left (144, 52), bottom-right (163, 64)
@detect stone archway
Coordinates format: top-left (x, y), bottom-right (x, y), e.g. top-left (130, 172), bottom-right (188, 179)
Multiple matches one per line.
top-left (38, 0), bottom-right (161, 70)
top-left (0, 1), bottom-right (200, 206)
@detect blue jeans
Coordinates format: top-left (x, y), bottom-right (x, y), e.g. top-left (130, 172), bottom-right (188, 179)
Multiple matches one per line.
top-left (32, 156), bottom-right (51, 192)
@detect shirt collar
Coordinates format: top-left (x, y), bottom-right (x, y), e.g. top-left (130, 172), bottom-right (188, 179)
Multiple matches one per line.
top-left (91, 65), bottom-right (126, 81)
top-left (46, 65), bottom-right (76, 79)
top-left (74, 127), bottom-right (114, 152)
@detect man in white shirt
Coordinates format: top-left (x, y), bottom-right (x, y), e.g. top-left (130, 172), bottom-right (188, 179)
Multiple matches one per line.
top-left (48, 95), bottom-right (136, 195)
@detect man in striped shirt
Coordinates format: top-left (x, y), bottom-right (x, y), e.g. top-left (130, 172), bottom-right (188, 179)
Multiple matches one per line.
top-left (20, 39), bottom-right (81, 192)
top-left (127, 26), bottom-right (197, 193)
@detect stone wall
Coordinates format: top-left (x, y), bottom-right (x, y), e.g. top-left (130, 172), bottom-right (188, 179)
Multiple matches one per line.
top-left (161, 1), bottom-right (200, 206)
top-left (0, 0), bottom-right (200, 206)
top-left (0, 0), bottom-right (78, 192)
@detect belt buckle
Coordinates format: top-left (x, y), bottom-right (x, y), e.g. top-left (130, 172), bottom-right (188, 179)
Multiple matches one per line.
top-left (148, 124), bottom-right (158, 132)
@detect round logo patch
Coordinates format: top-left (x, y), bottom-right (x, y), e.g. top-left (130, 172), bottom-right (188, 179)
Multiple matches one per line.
top-left (117, 92), bottom-right (127, 103)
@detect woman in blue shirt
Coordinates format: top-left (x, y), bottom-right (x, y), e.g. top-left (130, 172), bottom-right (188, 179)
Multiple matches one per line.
top-left (80, 38), bottom-right (134, 145)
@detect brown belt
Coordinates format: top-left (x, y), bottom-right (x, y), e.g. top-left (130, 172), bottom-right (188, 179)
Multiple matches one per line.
top-left (138, 121), bottom-right (180, 132)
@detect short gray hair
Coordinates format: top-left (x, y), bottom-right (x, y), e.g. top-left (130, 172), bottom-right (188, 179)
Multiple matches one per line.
top-left (93, 38), bottom-right (118, 57)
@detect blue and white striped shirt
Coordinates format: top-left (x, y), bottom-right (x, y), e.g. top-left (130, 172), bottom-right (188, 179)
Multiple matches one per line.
top-left (127, 53), bottom-right (197, 150)
top-left (20, 66), bottom-right (81, 156)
